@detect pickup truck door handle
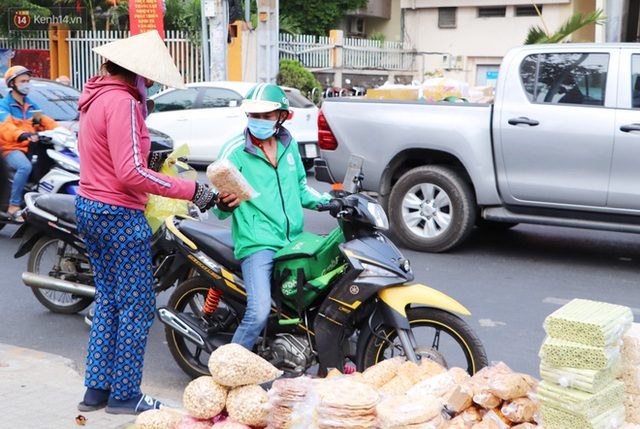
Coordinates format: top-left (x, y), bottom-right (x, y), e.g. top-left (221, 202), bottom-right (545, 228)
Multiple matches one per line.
top-left (508, 117), bottom-right (540, 126)
top-left (620, 123), bottom-right (640, 132)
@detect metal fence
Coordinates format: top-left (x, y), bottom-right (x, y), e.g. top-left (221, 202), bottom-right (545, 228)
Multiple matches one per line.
top-left (0, 30), bottom-right (416, 88)
top-left (67, 30), bottom-right (204, 88)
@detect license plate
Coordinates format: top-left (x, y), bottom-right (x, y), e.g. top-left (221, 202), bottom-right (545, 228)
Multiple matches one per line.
top-left (305, 143), bottom-right (318, 158)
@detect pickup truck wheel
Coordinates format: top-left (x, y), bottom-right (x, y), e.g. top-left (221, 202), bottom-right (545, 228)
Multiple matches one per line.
top-left (389, 166), bottom-right (476, 253)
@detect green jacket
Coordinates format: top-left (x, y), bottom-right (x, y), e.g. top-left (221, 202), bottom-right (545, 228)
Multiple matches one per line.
top-left (213, 128), bottom-right (331, 260)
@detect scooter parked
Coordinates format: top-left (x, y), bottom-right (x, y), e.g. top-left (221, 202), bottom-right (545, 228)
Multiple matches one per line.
top-left (0, 127), bottom-right (80, 230)
top-left (13, 191), bottom-right (194, 314)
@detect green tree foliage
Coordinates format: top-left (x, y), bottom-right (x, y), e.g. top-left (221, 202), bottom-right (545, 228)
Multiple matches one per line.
top-left (165, 0), bottom-right (201, 32)
top-left (525, 9), bottom-right (606, 44)
top-left (1, 0), bottom-right (59, 37)
top-left (277, 58), bottom-right (321, 104)
top-left (280, 0), bottom-right (367, 37)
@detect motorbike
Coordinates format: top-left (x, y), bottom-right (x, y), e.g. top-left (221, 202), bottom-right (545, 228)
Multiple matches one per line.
top-left (156, 155), bottom-right (488, 379)
top-left (12, 191), bottom-right (192, 314)
top-left (12, 147), bottom-right (197, 315)
top-left (0, 127), bottom-right (80, 230)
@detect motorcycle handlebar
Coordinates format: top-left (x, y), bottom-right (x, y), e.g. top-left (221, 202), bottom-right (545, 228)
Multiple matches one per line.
top-left (316, 199), bottom-right (350, 218)
top-left (316, 199), bottom-right (341, 212)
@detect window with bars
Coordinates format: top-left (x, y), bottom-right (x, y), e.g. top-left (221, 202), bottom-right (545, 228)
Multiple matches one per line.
top-left (516, 5), bottom-right (541, 17)
top-left (438, 7), bottom-right (457, 28)
top-left (478, 7), bottom-right (506, 18)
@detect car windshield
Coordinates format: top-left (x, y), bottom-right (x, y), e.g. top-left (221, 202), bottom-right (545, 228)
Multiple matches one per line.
top-left (284, 89), bottom-right (315, 108)
top-left (0, 79), bottom-right (80, 121)
top-left (29, 80), bottom-right (80, 121)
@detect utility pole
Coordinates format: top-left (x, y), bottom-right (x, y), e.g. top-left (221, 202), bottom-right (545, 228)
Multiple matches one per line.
top-left (202, 0), bottom-right (229, 81)
top-left (256, 0), bottom-right (279, 83)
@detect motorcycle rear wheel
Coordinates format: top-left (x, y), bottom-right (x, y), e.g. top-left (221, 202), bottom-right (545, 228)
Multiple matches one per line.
top-left (165, 277), bottom-right (231, 379)
top-left (27, 235), bottom-right (93, 314)
top-left (360, 307), bottom-right (488, 375)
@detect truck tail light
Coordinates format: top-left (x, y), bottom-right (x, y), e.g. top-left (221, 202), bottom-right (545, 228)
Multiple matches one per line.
top-left (318, 110), bottom-right (338, 150)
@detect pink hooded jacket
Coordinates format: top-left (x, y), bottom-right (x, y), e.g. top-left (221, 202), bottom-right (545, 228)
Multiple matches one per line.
top-left (77, 75), bottom-right (196, 211)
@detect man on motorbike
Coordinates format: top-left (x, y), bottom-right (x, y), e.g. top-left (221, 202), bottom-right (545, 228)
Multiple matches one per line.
top-left (212, 83), bottom-right (331, 351)
top-left (0, 66), bottom-right (60, 220)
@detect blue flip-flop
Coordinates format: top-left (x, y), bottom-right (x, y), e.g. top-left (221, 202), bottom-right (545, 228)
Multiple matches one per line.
top-left (77, 400), bottom-right (108, 412)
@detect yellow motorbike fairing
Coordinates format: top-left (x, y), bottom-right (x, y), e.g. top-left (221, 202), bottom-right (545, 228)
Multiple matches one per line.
top-left (377, 283), bottom-right (471, 318)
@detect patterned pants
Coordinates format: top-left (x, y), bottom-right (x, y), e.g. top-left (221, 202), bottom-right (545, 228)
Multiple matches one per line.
top-left (75, 196), bottom-right (155, 400)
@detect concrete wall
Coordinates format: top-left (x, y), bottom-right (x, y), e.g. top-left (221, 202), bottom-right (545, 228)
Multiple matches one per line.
top-left (403, 1), bottom-right (597, 85)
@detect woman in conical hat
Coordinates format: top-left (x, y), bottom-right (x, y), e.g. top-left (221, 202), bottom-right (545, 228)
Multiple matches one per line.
top-left (75, 30), bottom-right (235, 415)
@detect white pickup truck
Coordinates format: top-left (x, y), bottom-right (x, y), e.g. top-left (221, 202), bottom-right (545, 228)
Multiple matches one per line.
top-left (316, 43), bottom-right (640, 252)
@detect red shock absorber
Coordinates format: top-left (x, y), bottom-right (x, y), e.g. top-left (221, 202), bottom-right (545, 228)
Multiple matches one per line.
top-left (203, 288), bottom-right (223, 316)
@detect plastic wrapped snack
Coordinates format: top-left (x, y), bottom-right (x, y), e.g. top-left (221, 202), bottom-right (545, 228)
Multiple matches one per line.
top-left (226, 385), bottom-right (269, 427)
top-left (376, 394), bottom-right (441, 427)
top-left (622, 323), bottom-right (640, 365)
top-left (489, 373), bottom-right (536, 400)
top-left (206, 159), bottom-right (259, 203)
top-left (208, 343), bottom-right (282, 387)
top-left (543, 299), bottom-right (632, 347)
top-left (135, 408), bottom-right (185, 429)
top-left (182, 376), bottom-right (228, 419)
top-left (362, 356), bottom-right (405, 388)
top-left (500, 397), bottom-right (539, 423)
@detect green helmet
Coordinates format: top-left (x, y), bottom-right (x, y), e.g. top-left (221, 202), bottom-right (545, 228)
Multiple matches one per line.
top-left (241, 83), bottom-right (290, 113)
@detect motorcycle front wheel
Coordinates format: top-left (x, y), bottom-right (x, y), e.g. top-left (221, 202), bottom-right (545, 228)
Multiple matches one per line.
top-left (360, 307), bottom-right (488, 375)
top-left (27, 235), bottom-right (93, 314)
top-left (165, 277), bottom-right (237, 379)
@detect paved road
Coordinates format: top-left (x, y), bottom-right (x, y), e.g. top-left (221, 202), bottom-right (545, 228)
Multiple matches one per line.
top-left (1, 171), bottom-right (639, 402)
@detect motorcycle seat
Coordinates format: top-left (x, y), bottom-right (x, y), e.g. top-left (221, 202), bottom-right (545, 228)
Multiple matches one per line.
top-left (35, 194), bottom-right (77, 225)
top-left (179, 220), bottom-right (241, 271)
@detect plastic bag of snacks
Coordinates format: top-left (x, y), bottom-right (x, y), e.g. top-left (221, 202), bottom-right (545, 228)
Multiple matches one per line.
top-left (226, 385), bottom-right (269, 427)
top-left (135, 408), bottom-right (185, 429)
top-left (208, 344), bottom-right (281, 387)
top-left (182, 376), bottom-right (228, 419)
top-left (206, 159), bottom-right (259, 203)
top-left (145, 144), bottom-right (197, 232)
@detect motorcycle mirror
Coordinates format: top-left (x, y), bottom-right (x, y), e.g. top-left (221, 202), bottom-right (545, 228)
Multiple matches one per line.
top-left (146, 99), bottom-right (155, 113)
top-left (342, 154), bottom-right (364, 194)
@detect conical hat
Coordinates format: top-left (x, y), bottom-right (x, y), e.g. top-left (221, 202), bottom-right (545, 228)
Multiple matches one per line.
top-left (92, 30), bottom-right (186, 89)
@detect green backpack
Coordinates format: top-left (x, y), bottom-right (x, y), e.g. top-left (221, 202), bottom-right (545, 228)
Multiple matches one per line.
top-left (273, 228), bottom-right (346, 311)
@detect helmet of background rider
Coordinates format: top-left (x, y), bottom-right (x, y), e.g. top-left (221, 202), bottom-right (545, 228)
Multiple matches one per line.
top-left (4, 66), bottom-right (32, 87)
top-left (91, 30), bottom-right (187, 90)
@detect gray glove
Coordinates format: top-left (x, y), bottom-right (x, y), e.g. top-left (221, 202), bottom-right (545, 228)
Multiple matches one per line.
top-left (192, 183), bottom-right (217, 212)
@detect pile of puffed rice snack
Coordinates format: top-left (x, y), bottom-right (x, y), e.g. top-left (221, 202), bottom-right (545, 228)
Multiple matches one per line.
top-left (135, 344), bottom-right (282, 429)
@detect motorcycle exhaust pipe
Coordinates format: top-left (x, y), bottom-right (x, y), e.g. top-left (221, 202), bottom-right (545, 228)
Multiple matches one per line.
top-left (21, 272), bottom-right (95, 298)
top-left (157, 307), bottom-right (232, 352)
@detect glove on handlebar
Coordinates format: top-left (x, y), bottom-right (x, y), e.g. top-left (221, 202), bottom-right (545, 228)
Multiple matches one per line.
top-left (192, 182), bottom-right (218, 212)
top-left (18, 132), bottom-right (38, 142)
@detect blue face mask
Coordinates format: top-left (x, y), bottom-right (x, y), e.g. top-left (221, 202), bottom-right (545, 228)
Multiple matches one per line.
top-left (247, 117), bottom-right (277, 140)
